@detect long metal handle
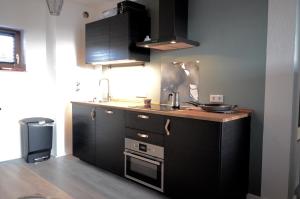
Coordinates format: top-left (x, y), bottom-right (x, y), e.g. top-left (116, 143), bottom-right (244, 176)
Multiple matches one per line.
top-left (105, 110), bottom-right (114, 115)
top-left (137, 133), bottom-right (149, 139)
top-left (137, 114), bottom-right (150, 119)
top-left (91, 109), bottom-right (95, 120)
top-left (28, 123), bottom-right (54, 127)
top-left (124, 152), bottom-right (160, 166)
top-left (165, 119), bottom-right (171, 136)
top-left (34, 156), bottom-right (49, 161)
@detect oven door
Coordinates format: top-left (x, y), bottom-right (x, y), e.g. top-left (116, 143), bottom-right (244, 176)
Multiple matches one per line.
top-left (124, 150), bottom-right (164, 192)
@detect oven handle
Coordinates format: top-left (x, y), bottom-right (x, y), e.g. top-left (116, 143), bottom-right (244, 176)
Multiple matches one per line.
top-left (124, 151), bottom-right (161, 166)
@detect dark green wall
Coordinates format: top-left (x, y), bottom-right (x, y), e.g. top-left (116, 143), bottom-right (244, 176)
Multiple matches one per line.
top-left (138, 0), bottom-right (268, 195)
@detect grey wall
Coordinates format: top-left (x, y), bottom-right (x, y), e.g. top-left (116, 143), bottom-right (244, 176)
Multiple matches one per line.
top-left (145, 0), bottom-right (268, 195)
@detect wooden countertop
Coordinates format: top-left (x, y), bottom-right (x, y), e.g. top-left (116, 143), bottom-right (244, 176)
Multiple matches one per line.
top-left (71, 101), bottom-right (252, 123)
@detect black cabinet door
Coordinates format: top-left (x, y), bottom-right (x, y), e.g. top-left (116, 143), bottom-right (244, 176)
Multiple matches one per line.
top-left (96, 107), bottom-right (125, 176)
top-left (85, 12), bottom-right (149, 64)
top-left (86, 18), bottom-right (110, 63)
top-left (72, 104), bottom-right (96, 164)
top-left (164, 117), bottom-right (221, 198)
top-left (109, 13), bottom-right (129, 61)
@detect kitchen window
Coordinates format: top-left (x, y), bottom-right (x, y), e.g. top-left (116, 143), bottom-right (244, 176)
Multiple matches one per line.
top-left (0, 27), bottom-right (25, 71)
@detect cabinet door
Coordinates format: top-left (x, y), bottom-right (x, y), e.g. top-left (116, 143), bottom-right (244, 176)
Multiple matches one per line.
top-left (72, 104), bottom-right (96, 164)
top-left (86, 18), bottom-right (110, 63)
top-left (96, 107), bottom-right (125, 176)
top-left (164, 117), bottom-right (221, 198)
top-left (109, 13), bottom-right (129, 61)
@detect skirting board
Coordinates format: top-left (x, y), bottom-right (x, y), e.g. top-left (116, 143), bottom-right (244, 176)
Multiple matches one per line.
top-left (247, 193), bottom-right (261, 199)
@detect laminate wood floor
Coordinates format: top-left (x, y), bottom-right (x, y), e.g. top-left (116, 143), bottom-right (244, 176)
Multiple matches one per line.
top-left (0, 156), bottom-right (167, 199)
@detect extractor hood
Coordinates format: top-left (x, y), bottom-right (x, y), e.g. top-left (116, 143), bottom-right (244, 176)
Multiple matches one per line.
top-left (137, 0), bottom-right (199, 51)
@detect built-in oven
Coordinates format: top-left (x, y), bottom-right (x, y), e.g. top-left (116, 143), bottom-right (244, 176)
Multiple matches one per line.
top-left (124, 138), bottom-right (164, 192)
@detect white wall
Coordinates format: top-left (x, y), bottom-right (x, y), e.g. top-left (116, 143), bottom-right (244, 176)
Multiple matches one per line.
top-left (53, 0), bottom-right (96, 156)
top-left (262, 0), bottom-right (299, 198)
top-left (0, 0), bottom-right (55, 162)
top-left (0, 0), bottom-right (102, 161)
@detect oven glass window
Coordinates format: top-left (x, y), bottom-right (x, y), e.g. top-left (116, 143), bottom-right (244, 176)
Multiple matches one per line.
top-left (126, 153), bottom-right (162, 188)
top-left (130, 157), bottom-right (158, 179)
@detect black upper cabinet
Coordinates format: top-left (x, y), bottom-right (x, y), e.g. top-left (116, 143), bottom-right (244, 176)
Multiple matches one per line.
top-left (86, 12), bottom-right (150, 64)
top-left (95, 107), bottom-right (125, 176)
top-left (86, 18), bottom-right (110, 63)
top-left (109, 14), bottom-right (129, 61)
top-left (72, 103), bottom-right (96, 164)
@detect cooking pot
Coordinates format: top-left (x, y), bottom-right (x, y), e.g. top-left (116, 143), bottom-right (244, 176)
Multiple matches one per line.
top-left (186, 101), bottom-right (238, 113)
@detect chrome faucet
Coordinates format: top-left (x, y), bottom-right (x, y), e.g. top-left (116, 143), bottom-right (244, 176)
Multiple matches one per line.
top-left (99, 78), bottom-right (110, 102)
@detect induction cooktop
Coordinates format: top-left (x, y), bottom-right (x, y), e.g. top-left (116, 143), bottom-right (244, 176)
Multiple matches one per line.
top-left (129, 104), bottom-right (179, 112)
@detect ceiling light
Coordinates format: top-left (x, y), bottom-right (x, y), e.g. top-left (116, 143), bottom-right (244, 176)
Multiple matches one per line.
top-left (196, 60), bottom-right (200, 64)
top-left (46, 0), bottom-right (64, 16)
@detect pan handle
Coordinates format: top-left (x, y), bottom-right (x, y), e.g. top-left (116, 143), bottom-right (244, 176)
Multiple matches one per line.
top-left (185, 101), bottom-right (202, 107)
top-left (231, 105), bottom-right (238, 110)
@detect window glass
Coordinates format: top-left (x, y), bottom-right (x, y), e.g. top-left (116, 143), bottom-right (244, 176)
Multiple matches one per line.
top-left (0, 34), bottom-right (15, 63)
top-left (0, 27), bottom-right (25, 71)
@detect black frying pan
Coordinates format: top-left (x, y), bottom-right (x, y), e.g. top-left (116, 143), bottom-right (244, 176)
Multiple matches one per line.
top-left (186, 101), bottom-right (238, 113)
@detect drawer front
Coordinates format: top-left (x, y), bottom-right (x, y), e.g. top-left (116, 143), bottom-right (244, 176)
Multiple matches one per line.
top-left (125, 111), bottom-right (166, 134)
top-left (125, 128), bottom-right (164, 146)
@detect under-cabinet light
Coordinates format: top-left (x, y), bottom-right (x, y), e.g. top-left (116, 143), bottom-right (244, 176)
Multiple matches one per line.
top-left (91, 59), bottom-right (138, 66)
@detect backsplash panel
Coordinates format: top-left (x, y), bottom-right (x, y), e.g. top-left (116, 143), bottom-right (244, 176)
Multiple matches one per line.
top-left (160, 60), bottom-right (200, 105)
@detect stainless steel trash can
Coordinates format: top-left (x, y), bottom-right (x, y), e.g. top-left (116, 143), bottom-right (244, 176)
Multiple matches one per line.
top-left (19, 117), bottom-right (54, 163)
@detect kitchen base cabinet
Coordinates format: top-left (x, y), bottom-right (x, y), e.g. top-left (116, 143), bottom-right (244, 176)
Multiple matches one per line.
top-left (72, 103), bottom-right (125, 177)
top-left (72, 104), bottom-right (96, 165)
top-left (72, 102), bottom-right (251, 198)
top-left (96, 108), bottom-right (125, 176)
top-left (164, 116), bottom-right (250, 198)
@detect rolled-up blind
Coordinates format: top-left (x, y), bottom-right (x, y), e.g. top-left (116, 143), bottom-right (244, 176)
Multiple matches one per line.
top-left (0, 33), bottom-right (15, 63)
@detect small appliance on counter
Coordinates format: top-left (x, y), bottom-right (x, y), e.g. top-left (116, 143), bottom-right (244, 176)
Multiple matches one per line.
top-left (20, 117), bottom-right (54, 163)
top-left (168, 92), bottom-right (180, 109)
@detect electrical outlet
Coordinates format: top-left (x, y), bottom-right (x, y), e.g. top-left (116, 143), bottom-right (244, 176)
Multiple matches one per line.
top-left (210, 95), bottom-right (224, 103)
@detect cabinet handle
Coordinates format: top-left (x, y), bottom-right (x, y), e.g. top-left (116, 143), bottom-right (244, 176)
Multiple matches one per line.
top-left (137, 133), bottom-right (149, 139)
top-left (137, 114), bottom-right (149, 119)
top-left (165, 119), bottom-right (171, 136)
top-left (105, 110), bottom-right (114, 115)
top-left (90, 109), bottom-right (96, 121)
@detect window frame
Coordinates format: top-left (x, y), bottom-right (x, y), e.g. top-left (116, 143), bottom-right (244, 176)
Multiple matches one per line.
top-left (0, 27), bottom-right (25, 72)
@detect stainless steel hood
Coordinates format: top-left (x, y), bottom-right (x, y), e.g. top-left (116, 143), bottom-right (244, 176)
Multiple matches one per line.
top-left (137, 0), bottom-right (199, 51)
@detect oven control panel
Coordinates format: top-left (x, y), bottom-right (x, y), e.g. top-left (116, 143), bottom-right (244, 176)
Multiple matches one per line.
top-left (125, 138), bottom-right (164, 159)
